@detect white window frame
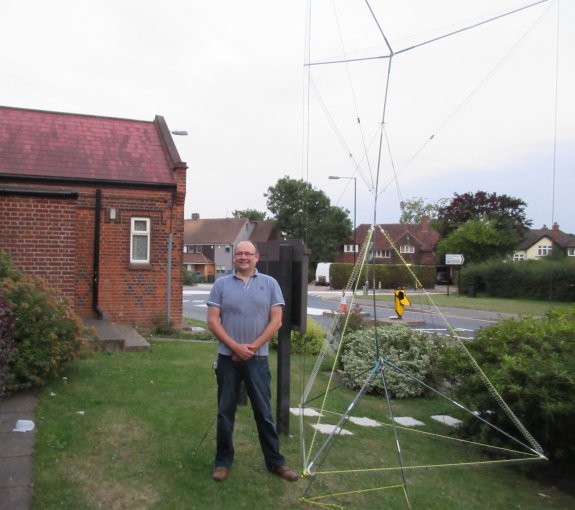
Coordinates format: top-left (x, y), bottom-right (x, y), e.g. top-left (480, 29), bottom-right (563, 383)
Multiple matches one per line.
top-left (568, 248), bottom-right (575, 257)
top-left (375, 250), bottom-right (391, 258)
top-left (537, 244), bottom-right (552, 257)
top-left (400, 245), bottom-right (415, 254)
top-left (130, 217), bottom-right (151, 264)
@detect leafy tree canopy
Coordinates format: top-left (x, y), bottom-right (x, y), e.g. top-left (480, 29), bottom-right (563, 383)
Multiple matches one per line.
top-left (399, 197), bottom-right (449, 226)
top-left (437, 217), bottom-right (521, 264)
top-left (437, 191), bottom-right (531, 238)
top-left (231, 209), bottom-right (267, 221)
top-left (265, 176), bottom-right (352, 269)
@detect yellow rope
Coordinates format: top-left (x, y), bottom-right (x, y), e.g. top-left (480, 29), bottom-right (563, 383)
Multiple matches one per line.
top-left (301, 483), bottom-right (408, 509)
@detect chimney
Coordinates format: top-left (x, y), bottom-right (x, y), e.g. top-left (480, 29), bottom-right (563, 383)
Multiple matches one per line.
top-left (191, 213), bottom-right (200, 221)
top-left (421, 216), bottom-right (430, 231)
top-left (551, 222), bottom-right (559, 241)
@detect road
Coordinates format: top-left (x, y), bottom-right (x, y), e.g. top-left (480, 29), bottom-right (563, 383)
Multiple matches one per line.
top-left (183, 284), bottom-right (509, 339)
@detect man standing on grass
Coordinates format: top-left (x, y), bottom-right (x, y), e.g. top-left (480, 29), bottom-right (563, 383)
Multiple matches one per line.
top-left (207, 240), bottom-right (298, 483)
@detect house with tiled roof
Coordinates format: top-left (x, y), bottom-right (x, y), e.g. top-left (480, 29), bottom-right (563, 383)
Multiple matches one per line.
top-left (183, 214), bottom-right (281, 281)
top-left (0, 106), bottom-right (187, 334)
top-left (335, 217), bottom-right (440, 266)
top-left (513, 223), bottom-right (575, 261)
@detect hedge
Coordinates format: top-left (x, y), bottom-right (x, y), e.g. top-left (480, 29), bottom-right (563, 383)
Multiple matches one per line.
top-left (460, 259), bottom-right (575, 301)
top-left (329, 263), bottom-right (436, 290)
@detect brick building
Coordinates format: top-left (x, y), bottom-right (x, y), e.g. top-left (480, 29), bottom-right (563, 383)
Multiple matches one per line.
top-left (0, 106), bottom-right (187, 330)
top-left (336, 218), bottom-right (440, 266)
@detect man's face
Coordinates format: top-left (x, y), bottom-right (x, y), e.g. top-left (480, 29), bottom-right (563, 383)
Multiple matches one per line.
top-left (234, 243), bottom-right (259, 274)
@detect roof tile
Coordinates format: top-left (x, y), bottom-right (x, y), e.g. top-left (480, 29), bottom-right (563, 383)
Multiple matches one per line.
top-left (0, 106), bottom-right (176, 185)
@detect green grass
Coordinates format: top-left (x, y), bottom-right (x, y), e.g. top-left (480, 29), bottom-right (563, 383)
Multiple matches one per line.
top-left (32, 340), bottom-right (575, 510)
top-left (367, 291), bottom-right (568, 316)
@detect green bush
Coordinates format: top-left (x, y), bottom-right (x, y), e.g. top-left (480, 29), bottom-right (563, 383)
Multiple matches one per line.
top-left (0, 252), bottom-right (19, 280)
top-left (1, 274), bottom-right (88, 394)
top-left (443, 308), bottom-right (575, 465)
top-left (340, 324), bottom-right (443, 398)
top-left (183, 270), bottom-right (203, 286)
top-left (270, 318), bottom-right (326, 355)
top-left (460, 259), bottom-right (575, 301)
top-left (329, 263), bottom-right (436, 290)
top-left (290, 318), bottom-right (325, 355)
top-left (0, 295), bottom-right (15, 399)
top-left (150, 311), bottom-right (176, 336)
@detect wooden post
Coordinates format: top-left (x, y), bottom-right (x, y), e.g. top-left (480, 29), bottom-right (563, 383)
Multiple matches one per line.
top-left (276, 244), bottom-right (293, 435)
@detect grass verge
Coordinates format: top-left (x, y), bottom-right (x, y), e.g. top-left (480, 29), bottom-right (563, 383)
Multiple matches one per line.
top-left (368, 291), bottom-right (569, 316)
top-left (31, 340), bottom-right (575, 509)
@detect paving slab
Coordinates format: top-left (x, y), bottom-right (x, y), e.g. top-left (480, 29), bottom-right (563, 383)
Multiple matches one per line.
top-left (431, 415), bottom-right (463, 427)
top-left (393, 416), bottom-right (425, 427)
top-left (0, 390), bottom-right (38, 510)
top-left (311, 423), bottom-right (353, 435)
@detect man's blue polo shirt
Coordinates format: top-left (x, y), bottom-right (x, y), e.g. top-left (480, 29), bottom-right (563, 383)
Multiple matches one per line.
top-left (207, 270), bottom-right (285, 357)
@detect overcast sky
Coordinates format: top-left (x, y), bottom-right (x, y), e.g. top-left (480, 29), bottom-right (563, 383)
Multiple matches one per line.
top-left (2, 0), bottom-right (573, 233)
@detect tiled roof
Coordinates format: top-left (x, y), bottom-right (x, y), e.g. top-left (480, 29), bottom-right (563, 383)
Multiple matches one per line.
top-left (183, 253), bottom-right (213, 264)
top-left (0, 106), bottom-right (179, 185)
top-left (184, 218), bottom-right (280, 245)
top-left (185, 218), bottom-right (250, 244)
top-left (250, 221), bottom-right (282, 242)
top-left (517, 225), bottom-right (575, 250)
top-left (355, 222), bottom-right (439, 251)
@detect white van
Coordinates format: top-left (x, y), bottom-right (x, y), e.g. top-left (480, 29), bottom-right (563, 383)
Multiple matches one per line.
top-left (315, 262), bottom-right (332, 286)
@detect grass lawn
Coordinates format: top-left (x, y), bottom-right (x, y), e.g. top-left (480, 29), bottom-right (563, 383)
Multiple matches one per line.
top-left (32, 339), bottom-right (575, 510)
top-left (364, 290), bottom-right (569, 316)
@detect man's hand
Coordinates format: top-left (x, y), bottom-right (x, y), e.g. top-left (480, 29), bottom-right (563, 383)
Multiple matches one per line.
top-left (232, 343), bottom-right (255, 361)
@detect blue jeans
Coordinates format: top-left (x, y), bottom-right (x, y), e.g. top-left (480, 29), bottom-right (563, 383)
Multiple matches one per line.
top-left (215, 354), bottom-right (285, 469)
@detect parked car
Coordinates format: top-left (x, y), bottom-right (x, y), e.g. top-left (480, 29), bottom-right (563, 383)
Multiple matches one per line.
top-left (315, 262), bottom-right (332, 286)
top-left (436, 269), bottom-right (452, 285)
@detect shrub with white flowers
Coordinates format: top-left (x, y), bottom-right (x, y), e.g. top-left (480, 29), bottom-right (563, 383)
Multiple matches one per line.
top-left (339, 324), bottom-right (442, 398)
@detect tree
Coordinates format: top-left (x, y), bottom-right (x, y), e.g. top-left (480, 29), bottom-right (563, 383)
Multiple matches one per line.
top-left (265, 176), bottom-right (352, 270)
top-left (437, 191), bottom-right (531, 238)
top-left (232, 209), bottom-right (267, 221)
top-left (399, 197), bottom-right (447, 225)
top-left (437, 217), bottom-right (521, 264)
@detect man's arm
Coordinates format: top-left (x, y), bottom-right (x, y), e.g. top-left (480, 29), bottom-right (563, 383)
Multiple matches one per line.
top-left (248, 304), bottom-right (283, 352)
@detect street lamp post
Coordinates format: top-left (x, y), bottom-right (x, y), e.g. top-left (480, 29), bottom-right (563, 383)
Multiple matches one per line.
top-left (328, 175), bottom-right (357, 265)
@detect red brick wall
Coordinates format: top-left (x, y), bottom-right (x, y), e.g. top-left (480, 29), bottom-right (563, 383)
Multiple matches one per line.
top-left (1, 179), bottom-right (185, 331)
top-left (0, 194), bottom-right (76, 301)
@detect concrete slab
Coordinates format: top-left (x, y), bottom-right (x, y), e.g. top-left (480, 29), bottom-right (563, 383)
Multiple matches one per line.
top-left (393, 416), bottom-right (425, 427)
top-left (348, 416), bottom-right (382, 427)
top-left (311, 423), bottom-right (353, 435)
top-left (0, 391), bottom-right (38, 510)
top-left (431, 415), bottom-right (463, 427)
top-left (83, 319), bottom-right (150, 351)
top-left (289, 407), bottom-right (323, 417)
top-left (0, 485), bottom-right (32, 510)
top-left (116, 324), bottom-right (150, 351)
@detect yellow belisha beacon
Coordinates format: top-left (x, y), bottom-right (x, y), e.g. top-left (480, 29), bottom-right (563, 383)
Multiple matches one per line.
top-left (394, 288), bottom-right (410, 319)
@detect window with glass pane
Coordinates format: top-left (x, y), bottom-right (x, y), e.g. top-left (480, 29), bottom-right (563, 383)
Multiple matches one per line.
top-left (537, 245), bottom-right (552, 256)
top-left (131, 218), bottom-right (150, 263)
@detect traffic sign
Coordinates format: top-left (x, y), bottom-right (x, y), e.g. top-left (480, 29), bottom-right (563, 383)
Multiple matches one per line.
top-left (445, 254), bottom-right (464, 265)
